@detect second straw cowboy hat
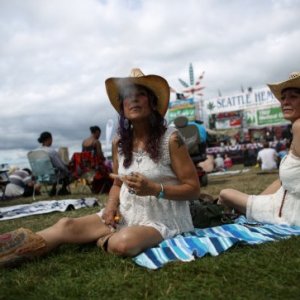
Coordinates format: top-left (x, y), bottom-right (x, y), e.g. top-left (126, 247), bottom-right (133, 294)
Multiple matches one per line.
top-left (268, 72), bottom-right (300, 101)
top-left (105, 68), bottom-right (170, 116)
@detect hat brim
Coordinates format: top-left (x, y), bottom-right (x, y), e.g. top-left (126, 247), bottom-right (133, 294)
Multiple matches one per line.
top-left (268, 76), bottom-right (300, 101)
top-left (105, 75), bottom-right (170, 116)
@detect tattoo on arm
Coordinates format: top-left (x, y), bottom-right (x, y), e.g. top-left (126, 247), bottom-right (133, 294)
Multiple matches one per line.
top-left (174, 132), bottom-right (185, 148)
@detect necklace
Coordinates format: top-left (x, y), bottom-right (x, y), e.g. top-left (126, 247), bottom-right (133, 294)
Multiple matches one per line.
top-left (135, 148), bottom-right (144, 166)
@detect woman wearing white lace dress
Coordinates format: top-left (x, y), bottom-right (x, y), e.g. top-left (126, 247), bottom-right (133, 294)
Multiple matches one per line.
top-left (0, 68), bottom-right (200, 267)
top-left (218, 72), bottom-right (300, 226)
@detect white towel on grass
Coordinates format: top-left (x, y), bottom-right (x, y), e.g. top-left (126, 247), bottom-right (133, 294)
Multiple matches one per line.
top-left (0, 198), bottom-right (100, 221)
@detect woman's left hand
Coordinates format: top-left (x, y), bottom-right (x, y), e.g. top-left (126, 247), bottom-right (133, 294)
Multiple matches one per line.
top-left (123, 172), bottom-right (158, 196)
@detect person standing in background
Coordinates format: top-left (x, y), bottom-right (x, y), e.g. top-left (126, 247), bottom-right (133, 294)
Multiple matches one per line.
top-left (257, 142), bottom-right (278, 170)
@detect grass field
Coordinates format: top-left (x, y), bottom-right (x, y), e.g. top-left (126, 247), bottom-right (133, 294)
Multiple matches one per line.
top-left (1, 166), bottom-right (300, 300)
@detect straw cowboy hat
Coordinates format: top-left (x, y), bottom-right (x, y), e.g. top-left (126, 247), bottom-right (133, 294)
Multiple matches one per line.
top-left (268, 72), bottom-right (300, 101)
top-left (105, 68), bottom-right (170, 116)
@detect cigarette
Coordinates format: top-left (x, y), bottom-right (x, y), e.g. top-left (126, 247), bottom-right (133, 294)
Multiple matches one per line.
top-left (109, 173), bottom-right (124, 181)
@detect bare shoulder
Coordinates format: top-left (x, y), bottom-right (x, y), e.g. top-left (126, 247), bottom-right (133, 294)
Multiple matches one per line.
top-left (291, 119), bottom-right (300, 157)
top-left (292, 119), bottom-right (300, 133)
top-left (94, 139), bottom-right (101, 146)
top-left (292, 120), bottom-right (300, 143)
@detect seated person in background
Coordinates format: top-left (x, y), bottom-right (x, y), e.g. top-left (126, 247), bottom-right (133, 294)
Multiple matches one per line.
top-left (82, 126), bottom-right (105, 161)
top-left (0, 165), bottom-right (10, 194)
top-left (188, 119), bottom-right (207, 144)
top-left (3, 168), bottom-right (41, 199)
top-left (243, 144), bottom-right (258, 167)
top-left (257, 141), bottom-right (278, 170)
top-left (278, 142), bottom-right (289, 160)
top-left (37, 131), bottom-right (71, 195)
top-left (224, 153), bottom-right (233, 169)
top-left (188, 119), bottom-right (207, 156)
top-left (282, 124), bottom-right (292, 143)
top-left (277, 142), bottom-right (290, 168)
top-left (198, 154), bottom-right (214, 173)
top-left (214, 153), bottom-right (225, 171)
top-left (71, 126), bottom-right (112, 194)
top-left (218, 71), bottom-right (300, 226)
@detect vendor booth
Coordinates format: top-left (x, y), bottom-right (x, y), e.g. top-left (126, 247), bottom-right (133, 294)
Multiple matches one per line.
top-left (205, 86), bottom-right (290, 143)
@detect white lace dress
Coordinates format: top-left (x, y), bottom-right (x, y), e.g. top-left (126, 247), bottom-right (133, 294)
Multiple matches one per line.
top-left (99, 127), bottom-right (194, 239)
top-left (247, 152), bottom-right (300, 226)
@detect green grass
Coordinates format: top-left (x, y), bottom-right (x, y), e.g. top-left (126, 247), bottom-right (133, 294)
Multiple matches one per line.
top-left (1, 166), bottom-right (300, 300)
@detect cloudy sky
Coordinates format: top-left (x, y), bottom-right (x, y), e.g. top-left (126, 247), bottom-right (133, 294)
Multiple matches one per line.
top-left (1, 0), bottom-right (300, 167)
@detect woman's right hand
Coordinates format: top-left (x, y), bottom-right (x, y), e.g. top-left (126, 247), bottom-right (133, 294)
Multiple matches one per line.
top-left (102, 207), bottom-right (120, 228)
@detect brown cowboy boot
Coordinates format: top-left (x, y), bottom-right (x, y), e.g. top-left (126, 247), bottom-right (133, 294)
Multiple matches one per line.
top-left (0, 228), bottom-right (47, 267)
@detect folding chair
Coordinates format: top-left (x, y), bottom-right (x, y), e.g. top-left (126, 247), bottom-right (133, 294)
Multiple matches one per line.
top-left (174, 116), bottom-right (207, 162)
top-left (27, 150), bottom-right (61, 199)
top-left (174, 116), bottom-right (209, 186)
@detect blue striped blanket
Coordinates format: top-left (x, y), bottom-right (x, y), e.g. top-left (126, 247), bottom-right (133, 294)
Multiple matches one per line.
top-left (133, 216), bottom-right (300, 269)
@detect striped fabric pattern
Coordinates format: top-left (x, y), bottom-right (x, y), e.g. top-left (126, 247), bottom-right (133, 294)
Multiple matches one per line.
top-left (133, 216), bottom-right (300, 270)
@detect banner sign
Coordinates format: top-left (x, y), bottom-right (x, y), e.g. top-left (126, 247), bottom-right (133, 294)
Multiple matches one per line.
top-left (168, 98), bottom-right (194, 108)
top-left (245, 108), bottom-right (258, 127)
top-left (168, 105), bottom-right (195, 122)
top-left (205, 87), bottom-right (278, 114)
top-left (245, 106), bottom-right (289, 127)
top-left (168, 98), bottom-right (196, 122)
top-left (215, 117), bottom-right (242, 129)
top-left (257, 107), bottom-right (288, 126)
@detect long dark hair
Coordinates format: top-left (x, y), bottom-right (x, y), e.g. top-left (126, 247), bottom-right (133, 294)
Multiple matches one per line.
top-left (117, 85), bottom-right (167, 168)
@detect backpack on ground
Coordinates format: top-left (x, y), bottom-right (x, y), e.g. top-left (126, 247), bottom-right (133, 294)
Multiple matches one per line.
top-left (189, 194), bottom-right (238, 228)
